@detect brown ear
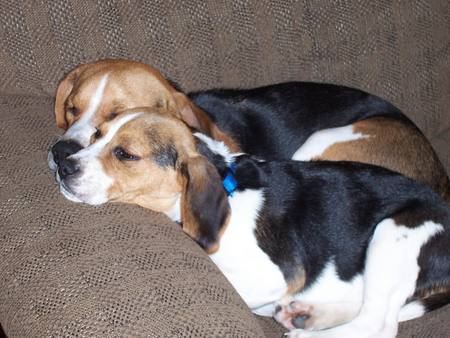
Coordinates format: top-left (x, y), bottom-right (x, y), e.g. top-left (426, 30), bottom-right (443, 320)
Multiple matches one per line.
top-left (172, 92), bottom-right (241, 153)
top-left (172, 92), bottom-right (213, 133)
top-left (180, 156), bottom-right (230, 254)
top-left (54, 64), bottom-right (88, 129)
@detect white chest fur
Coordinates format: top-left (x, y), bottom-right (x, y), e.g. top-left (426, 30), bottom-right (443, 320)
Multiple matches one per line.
top-left (209, 189), bottom-right (288, 312)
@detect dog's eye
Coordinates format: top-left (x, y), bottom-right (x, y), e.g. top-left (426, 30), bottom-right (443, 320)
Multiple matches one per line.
top-left (67, 106), bottom-right (79, 116)
top-left (113, 147), bottom-right (140, 161)
top-left (94, 128), bottom-right (102, 139)
top-left (108, 111), bottom-right (118, 120)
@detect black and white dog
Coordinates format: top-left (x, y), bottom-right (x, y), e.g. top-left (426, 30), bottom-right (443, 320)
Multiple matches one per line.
top-left (54, 110), bottom-right (450, 338)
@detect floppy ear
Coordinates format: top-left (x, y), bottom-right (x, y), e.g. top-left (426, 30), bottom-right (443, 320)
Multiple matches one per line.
top-left (54, 64), bottom-right (87, 129)
top-left (180, 155), bottom-right (230, 254)
top-left (172, 92), bottom-right (212, 132)
top-left (172, 92), bottom-right (241, 153)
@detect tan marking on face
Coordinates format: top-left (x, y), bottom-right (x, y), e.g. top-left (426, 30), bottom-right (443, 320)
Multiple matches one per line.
top-left (315, 116), bottom-right (449, 197)
top-left (55, 59), bottom-right (241, 152)
top-left (96, 109), bottom-right (197, 213)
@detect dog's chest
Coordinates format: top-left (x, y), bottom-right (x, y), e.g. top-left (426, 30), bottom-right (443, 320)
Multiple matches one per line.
top-left (209, 189), bottom-right (288, 310)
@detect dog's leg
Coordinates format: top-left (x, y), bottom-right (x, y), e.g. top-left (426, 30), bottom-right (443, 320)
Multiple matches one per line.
top-left (274, 298), bottom-right (362, 331)
top-left (286, 218), bottom-right (443, 338)
top-left (274, 268), bottom-right (364, 331)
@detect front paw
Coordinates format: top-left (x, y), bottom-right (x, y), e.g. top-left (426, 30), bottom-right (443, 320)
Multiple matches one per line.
top-left (274, 301), bottom-right (313, 330)
top-left (284, 329), bottom-right (314, 338)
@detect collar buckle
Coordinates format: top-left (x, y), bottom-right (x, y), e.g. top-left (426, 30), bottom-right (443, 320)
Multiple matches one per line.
top-left (223, 162), bottom-right (237, 196)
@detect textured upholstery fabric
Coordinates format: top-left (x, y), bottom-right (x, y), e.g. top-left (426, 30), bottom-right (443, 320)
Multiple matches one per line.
top-left (0, 1), bottom-right (449, 337)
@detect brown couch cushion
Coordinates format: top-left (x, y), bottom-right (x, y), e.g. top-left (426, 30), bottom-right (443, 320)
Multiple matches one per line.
top-left (1, 1), bottom-right (449, 337)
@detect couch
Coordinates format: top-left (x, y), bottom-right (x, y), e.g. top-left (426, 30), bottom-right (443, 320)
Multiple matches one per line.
top-left (1, 1), bottom-right (449, 337)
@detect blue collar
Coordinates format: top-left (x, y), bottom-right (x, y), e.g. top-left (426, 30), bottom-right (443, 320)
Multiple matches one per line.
top-left (223, 162), bottom-right (237, 196)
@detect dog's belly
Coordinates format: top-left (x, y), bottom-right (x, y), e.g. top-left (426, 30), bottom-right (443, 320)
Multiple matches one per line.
top-left (292, 124), bottom-right (368, 161)
top-left (209, 189), bottom-right (288, 311)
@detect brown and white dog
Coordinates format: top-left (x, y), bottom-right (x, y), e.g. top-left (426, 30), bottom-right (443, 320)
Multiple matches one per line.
top-left (48, 59), bottom-right (450, 202)
top-left (55, 108), bottom-right (450, 338)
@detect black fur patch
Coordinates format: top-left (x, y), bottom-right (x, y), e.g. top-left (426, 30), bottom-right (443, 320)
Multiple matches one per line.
top-left (393, 198), bottom-right (446, 228)
top-left (195, 138), bottom-right (229, 177)
top-left (189, 82), bottom-right (411, 160)
top-left (154, 144), bottom-right (178, 168)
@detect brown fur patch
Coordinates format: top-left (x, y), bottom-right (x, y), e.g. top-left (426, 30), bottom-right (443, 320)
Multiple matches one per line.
top-left (180, 155), bottom-right (231, 253)
top-left (286, 268), bottom-right (307, 294)
top-left (414, 285), bottom-right (450, 299)
top-left (172, 92), bottom-right (241, 153)
top-left (315, 116), bottom-right (450, 198)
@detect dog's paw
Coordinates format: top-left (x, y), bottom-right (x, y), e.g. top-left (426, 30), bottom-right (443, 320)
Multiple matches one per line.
top-left (274, 300), bottom-right (314, 330)
top-left (283, 329), bottom-right (314, 338)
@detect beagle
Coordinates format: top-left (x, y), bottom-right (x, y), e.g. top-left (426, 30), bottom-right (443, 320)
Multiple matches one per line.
top-left (49, 59), bottom-right (450, 202)
top-left (56, 108), bottom-right (450, 338)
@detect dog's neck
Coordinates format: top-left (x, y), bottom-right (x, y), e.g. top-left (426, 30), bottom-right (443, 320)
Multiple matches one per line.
top-left (194, 132), bottom-right (237, 178)
top-left (193, 132), bottom-right (266, 190)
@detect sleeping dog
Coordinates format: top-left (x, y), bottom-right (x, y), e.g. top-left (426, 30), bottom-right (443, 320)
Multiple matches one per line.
top-left (55, 108), bottom-right (450, 338)
top-left (48, 59), bottom-right (450, 201)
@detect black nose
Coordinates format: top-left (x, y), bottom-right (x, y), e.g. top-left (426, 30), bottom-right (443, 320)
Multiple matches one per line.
top-left (51, 140), bottom-right (83, 164)
top-left (58, 158), bottom-right (80, 179)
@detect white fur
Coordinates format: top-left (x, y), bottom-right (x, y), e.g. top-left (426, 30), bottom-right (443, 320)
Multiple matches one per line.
top-left (287, 219), bottom-right (443, 338)
top-left (60, 112), bottom-right (143, 205)
top-left (61, 74), bottom-right (110, 147)
top-left (294, 262), bottom-right (363, 306)
top-left (194, 132), bottom-right (235, 164)
top-left (292, 125), bottom-right (369, 161)
top-left (210, 189), bottom-right (288, 310)
top-left (165, 195), bottom-right (181, 223)
top-left (58, 175), bottom-right (83, 203)
top-left (47, 151), bottom-right (57, 172)
top-left (398, 300), bottom-right (425, 322)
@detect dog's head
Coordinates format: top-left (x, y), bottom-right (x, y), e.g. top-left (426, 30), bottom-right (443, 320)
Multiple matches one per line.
top-left (49, 59), bottom-right (237, 171)
top-left (57, 108), bottom-right (230, 253)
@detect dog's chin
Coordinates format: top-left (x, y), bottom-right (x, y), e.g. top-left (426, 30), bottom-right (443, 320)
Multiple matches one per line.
top-left (59, 181), bottom-right (109, 206)
top-left (47, 151), bottom-right (58, 172)
top-left (59, 184), bottom-right (83, 203)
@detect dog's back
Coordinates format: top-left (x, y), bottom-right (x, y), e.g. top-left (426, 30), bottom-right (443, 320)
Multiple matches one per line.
top-left (191, 83), bottom-right (450, 203)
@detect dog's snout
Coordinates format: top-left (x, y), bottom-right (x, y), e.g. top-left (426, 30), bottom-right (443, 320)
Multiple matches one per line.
top-left (51, 140), bottom-right (83, 164)
top-left (58, 158), bottom-right (80, 179)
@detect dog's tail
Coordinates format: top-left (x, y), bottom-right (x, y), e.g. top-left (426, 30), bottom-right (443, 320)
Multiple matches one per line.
top-left (399, 288), bottom-right (450, 322)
